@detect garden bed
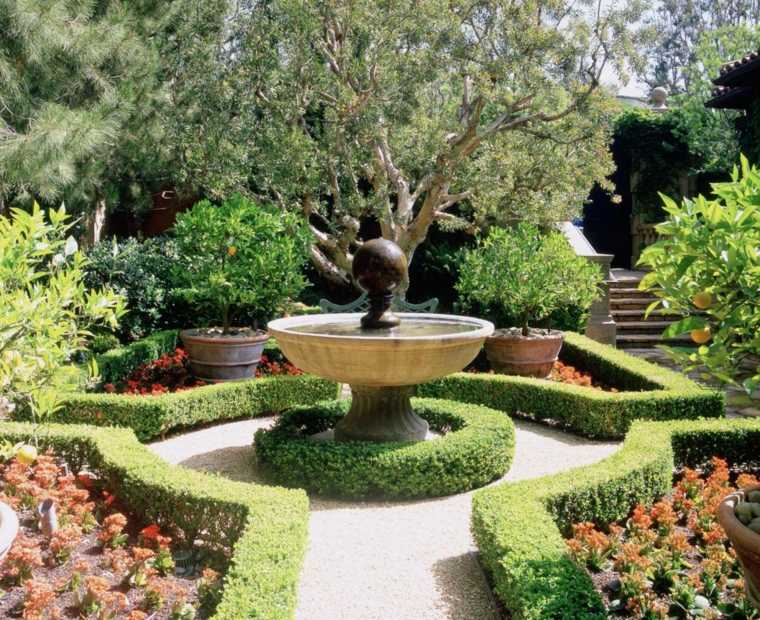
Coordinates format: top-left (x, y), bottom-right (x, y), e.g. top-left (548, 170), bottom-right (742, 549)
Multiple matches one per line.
top-left (0, 422), bottom-right (309, 620)
top-left (49, 331), bottom-right (336, 441)
top-left (421, 332), bottom-right (724, 439)
top-left (471, 417), bottom-right (760, 620)
top-left (566, 457), bottom-right (759, 618)
top-left (1, 450), bottom-right (221, 619)
top-left (466, 357), bottom-right (619, 392)
top-left (102, 346), bottom-right (300, 396)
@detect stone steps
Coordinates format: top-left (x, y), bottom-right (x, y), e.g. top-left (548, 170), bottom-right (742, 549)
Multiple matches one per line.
top-left (612, 309), bottom-right (679, 322)
top-left (608, 274), bottom-right (682, 349)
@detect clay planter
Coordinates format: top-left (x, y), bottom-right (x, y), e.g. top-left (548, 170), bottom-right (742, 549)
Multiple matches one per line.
top-left (718, 484), bottom-right (760, 610)
top-left (484, 328), bottom-right (564, 378)
top-left (180, 328), bottom-right (269, 382)
top-left (0, 501), bottom-right (19, 562)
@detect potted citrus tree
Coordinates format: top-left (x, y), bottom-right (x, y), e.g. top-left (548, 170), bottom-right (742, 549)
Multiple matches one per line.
top-left (172, 195), bottom-right (308, 382)
top-left (457, 223), bottom-right (602, 377)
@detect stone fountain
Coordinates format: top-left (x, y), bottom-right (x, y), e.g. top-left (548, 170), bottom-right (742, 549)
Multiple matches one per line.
top-left (268, 239), bottom-right (494, 442)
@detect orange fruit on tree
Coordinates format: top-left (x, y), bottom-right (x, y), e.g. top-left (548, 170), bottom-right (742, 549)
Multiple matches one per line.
top-left (690, 327), bottom-right (711, 344)
top-left (227, 246), bottom-right (237, 257)
top-left (692, 292), bottom-right (713, 310)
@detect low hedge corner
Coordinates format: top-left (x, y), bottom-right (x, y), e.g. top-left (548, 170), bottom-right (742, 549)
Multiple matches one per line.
top-left (472, 416), bottom-right (760, 620)
top-left (420, 331), bottom-right (724, 439)
top-left (0, 421), bottom-right (309, 620)
top-left (51, 331), bottom-right (337, 441)
top-left (254, 397), bottom-right (516, 499)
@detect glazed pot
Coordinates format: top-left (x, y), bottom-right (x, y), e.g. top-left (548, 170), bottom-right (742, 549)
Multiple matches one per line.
top-left (180, 329), bottom-right (269, 382)
top-left (718, 485), bottom-right (760, 610)
top-left (0, 501), bottom-right (19, 562)
top-left (484, 329), bottom-right (564, 378)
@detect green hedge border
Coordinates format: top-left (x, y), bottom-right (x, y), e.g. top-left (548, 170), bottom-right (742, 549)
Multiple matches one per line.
top-left (0, 421), bottom-right (309, 620)
top-left (472, 416), bottom-right (760, 619)
top-left (54, 331), bottom-right (337, 441)
top-left (419, 332), bottom-right (724, 439)
top-left (254, 397), bottom-right (516, 499)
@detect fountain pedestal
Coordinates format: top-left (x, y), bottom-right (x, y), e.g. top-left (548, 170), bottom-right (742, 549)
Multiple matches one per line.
top-left (334, 386), bottom-right (428, 442)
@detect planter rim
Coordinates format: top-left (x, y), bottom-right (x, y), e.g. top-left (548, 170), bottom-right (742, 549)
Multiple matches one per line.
top-left (0, 501), bottom-right (19, 557)
top-left (487, 329), bottom-right (564, 342)
top-left (718, 484), bottom-right (760, 550)
top-left (180, 329), bottom-right (269, 346)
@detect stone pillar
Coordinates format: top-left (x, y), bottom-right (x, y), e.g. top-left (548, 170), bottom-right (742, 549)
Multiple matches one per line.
top-left (584, 254), bottom-right (616, 346)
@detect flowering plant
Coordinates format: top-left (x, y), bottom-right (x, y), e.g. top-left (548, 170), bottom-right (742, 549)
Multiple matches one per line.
top-left (566, 457), bottom-right (760, 618)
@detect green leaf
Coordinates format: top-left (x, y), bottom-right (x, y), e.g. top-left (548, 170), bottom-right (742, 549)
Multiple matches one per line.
top-left (662, 316), bottom-right (707, 339)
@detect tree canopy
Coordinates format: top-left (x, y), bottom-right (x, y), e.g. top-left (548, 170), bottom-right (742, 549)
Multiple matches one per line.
top-left (171, 0), bottom-right (647, 288)
top-left (640, 0), bottom-right (760, 94)
top-left (0, 0), bottom-right (174, 239)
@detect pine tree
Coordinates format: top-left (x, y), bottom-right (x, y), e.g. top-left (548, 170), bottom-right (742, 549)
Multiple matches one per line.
top-left (0, 0), bottom-right (173, 243)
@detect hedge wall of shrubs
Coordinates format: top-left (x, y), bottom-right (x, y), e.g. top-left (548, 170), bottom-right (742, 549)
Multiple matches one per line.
top-left (54, 331), bottom-right (337, 441)
top-left (56, 374), bottom-right (336, 442)
top-left (472, 417), bottom-right (760, 620)
top-left (0, 421), bottom-right (309, 620)
top-left (254, 397), bottom-right (515, 499)
top-left (419, 332), bottom-right (724, 439)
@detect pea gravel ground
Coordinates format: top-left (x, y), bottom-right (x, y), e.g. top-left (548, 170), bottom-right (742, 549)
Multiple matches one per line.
top-left (150, 415), bottom-right (620, 620)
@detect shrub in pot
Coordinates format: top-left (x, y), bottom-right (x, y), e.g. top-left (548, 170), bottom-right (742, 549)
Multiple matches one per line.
top-left (456, 223), bottom-right (602, 377)
top-left (172, 195), bottom-right (308, 382)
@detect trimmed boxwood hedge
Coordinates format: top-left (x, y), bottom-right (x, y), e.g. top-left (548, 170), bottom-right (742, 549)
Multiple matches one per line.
top-left (52, 331), bottom-right (337, 441)
top-left (254, 397), bottom-right (516, 499)
top-left (419, 332), bottom-right (724, 439)
top-left (0, 421), bottom-right (309, 620)
top-left (472, 417), bottom-right (760, 620)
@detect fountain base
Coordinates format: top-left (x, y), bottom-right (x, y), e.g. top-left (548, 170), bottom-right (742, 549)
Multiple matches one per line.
top-left (333, 385), bottom-right (429, 442)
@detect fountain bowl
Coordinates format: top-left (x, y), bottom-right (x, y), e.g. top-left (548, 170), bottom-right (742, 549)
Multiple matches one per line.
top-left (268, 312), bottom-right (494, 387)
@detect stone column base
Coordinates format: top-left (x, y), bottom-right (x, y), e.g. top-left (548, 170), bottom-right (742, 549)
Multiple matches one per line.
top-left (334, 385), bottom-right (428, 442)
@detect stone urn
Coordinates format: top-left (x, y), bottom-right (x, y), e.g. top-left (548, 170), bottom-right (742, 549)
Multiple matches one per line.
top-left (0, 501), bottom-right (19, 562)
top-left (718, 485), bottom-right (760, 610)
top-left (180, 328), bottom-right (269, 382)
top-left (484, 328), bottom-right (563, 378)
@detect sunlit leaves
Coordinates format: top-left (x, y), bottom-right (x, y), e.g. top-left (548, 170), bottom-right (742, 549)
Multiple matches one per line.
top-left (639, 158), bottom-right (760, 392)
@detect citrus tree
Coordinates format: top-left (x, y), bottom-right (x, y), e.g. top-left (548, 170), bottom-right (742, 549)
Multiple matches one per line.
top-left (0, 204), bottom-right (124, 420)
top-left (456, 224), bottom-right (602, 336)
top-left (171, 195), bottom-right (309, 333)
top-left (639, 156), bottom-right (760, 393)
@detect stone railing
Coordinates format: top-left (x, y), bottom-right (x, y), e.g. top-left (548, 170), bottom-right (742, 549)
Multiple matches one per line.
top-left (558, 222), bottom-right (616, 346)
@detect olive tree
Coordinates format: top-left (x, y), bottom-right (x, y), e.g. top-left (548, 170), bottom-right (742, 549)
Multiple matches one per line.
top-left (173, 0), bottom-right (647, 289)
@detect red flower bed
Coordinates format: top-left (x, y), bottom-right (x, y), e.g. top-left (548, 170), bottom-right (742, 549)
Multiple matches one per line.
top-left (566, 457), bottom-right (760, 619)
top-left (0, 450), bottom-right (222, 619)
top-left (466, 359), bottom-right (618, 391)
top-left (103, 348), bottom-right (301, 395)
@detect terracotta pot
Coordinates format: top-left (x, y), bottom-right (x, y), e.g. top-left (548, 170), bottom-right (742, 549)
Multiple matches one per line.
top-left (0, 501), bottom-right (19, 562)
top-left (484, 329), bottom-right (564, 378)
top-left (180, 329), bottom-right (269, 382)
top-left (718, 485), bottom-right (760, 610)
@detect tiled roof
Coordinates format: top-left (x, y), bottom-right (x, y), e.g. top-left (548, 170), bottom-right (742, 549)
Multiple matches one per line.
top-left (713, 48), bottom-right (760, 87)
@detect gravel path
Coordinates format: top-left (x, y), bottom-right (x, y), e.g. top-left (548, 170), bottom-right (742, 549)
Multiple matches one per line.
top-left (150, 416), bottom-right (620, 620)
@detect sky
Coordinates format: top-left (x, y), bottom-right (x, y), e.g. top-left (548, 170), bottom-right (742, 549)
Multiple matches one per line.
top-left (598, 0), bottom-right (653, 99)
